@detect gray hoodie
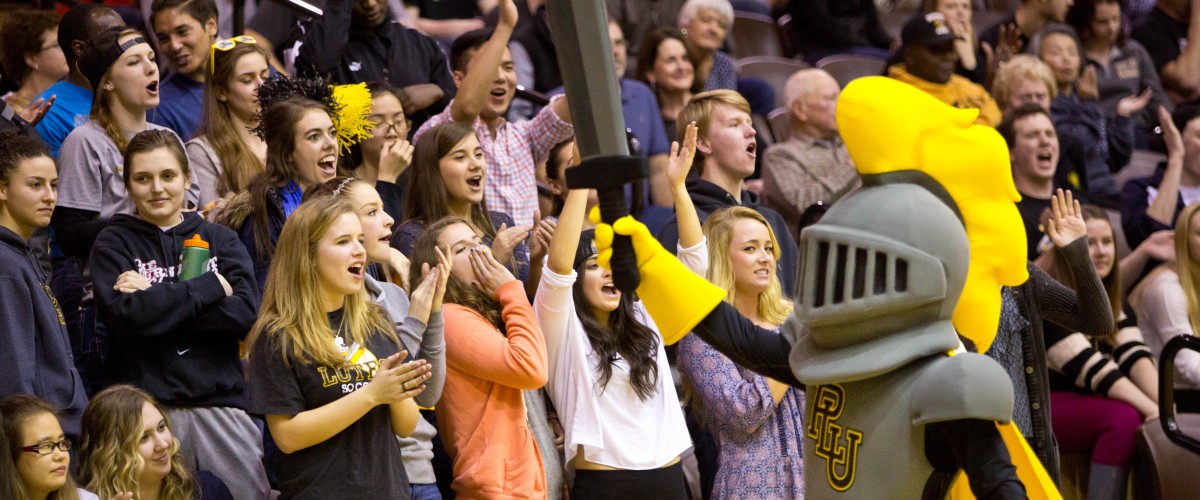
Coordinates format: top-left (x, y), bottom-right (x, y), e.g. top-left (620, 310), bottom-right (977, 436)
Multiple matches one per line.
top-left (365, 275), bottom-right (445, 484)
top-left (0, 226), bottom-right (88, 436)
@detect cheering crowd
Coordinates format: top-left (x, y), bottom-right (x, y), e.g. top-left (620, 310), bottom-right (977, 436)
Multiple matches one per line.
top-left (2, 0), bottom-right (1200, 498)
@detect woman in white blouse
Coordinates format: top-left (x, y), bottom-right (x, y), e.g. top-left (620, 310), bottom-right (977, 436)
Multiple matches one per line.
top-left (1130, 201), bottom-right (1200, 412)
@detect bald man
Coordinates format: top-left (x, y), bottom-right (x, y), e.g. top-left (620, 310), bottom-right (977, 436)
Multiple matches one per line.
top-left (760, 68), bottom-right (860, 238)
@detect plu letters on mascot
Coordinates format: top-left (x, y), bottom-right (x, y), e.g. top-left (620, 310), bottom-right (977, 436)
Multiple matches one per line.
top-left (591, 77), bottom-right (1060, 499)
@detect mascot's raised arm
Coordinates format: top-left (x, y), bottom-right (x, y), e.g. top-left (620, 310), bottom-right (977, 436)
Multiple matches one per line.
top-left (589, 77), bottom-right (1059, 499)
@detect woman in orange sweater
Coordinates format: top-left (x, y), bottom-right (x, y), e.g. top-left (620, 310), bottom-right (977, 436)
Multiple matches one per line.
top-left (409, 216), bottom-right (549, 499)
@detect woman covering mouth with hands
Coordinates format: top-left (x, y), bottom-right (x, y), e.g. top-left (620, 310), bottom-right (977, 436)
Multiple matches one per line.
top-left (407, 216), bottom-right (550, 499)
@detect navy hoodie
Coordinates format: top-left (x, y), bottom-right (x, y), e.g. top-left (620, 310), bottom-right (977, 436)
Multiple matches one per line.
top-left (655, 178), bottom-right (800, 297)
top-left (90, 212), bottom-right (259, 408)
top-left (0, 226), bottom-right (88, 436)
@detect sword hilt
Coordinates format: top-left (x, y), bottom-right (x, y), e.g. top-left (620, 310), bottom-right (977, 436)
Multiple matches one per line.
top-left (565, 155), bottom-right (649, 294)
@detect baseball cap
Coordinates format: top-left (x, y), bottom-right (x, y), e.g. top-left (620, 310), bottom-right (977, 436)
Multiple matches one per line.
top-left (78, 26), bottom-right (148, 90)
top-left (902, 12), bottom-right (957, 48)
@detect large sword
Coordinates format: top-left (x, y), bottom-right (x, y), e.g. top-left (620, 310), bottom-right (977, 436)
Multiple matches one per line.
top-left (546, 0), bottom-right (648, 294)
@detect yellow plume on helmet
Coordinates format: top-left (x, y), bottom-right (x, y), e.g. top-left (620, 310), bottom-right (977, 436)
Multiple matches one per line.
top-left (836, 76), bottom-right (1028, 352)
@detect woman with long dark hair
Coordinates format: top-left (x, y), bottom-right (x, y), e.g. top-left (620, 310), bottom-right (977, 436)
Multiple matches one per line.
top-left (218, 76), bottom-right (366, 289)
top-left (1067, 0), bottom-right (1170, 132)
top-left (0, 130), bottom-right (87, 439)
top-left (1043, 202), bottom-right (1159, 498)
top-left (637, 27), bottom-right (694, 145)
top-left (392, 121), bottom-right (538, 288)
top-left (1, 395), bottom-right (93, 500)
top-left (533, 136), bottom-right (692, 498)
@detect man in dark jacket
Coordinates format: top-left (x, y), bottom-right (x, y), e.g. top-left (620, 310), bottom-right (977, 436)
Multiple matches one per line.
top-left (655, 89), bottom-right (799, 296)
top-left (292, 0), bottom-right (456, 128)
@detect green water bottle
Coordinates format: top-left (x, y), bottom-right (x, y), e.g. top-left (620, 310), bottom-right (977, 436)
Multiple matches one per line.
top-left (179, 234), bottom-right (210, 281)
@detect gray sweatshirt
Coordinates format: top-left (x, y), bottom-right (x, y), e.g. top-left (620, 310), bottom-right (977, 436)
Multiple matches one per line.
top-left (365, 275), bottom-right (445, 485)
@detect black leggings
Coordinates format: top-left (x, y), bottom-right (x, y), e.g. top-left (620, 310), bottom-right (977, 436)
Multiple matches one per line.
top-left (570, 462), bottom-right (688, 500)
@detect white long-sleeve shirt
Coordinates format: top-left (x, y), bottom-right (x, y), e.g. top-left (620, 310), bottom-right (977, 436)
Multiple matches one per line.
top-left (1130, 266), bottom-right (1200, 388)
top-left (532, 247), bottom-right (698, 469)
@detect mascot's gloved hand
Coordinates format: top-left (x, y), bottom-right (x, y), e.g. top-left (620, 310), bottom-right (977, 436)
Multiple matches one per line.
top-left (590, 207), bottom-right (725, 344)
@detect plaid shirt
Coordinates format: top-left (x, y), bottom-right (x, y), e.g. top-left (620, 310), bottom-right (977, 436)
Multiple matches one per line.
top-left (416, 96), bottom-right (574, 224)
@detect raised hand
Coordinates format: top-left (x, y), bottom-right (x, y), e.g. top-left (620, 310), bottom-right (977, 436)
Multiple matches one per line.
top-left (17, 95), bottom-right (55, 126)
top-left (998, 24), bottom-right (1023, 57)
top-left (387, 247), bottom-right (411, 289)
top-left (498, 0), bottom-right (518, 30)
top-left (528, 208), bottom-right (556, 263)
top-left (667, 121), bottom-right (698, 191)
top-left (1045, 189), bottom-right (1087, 248)
top-left (1077, 66), bottom-right (1099, 100)
top-left (491, 222), bottom-right (531, 266)
top-left (983, 24), bottom-right (1023, 85)
top-left (430, 245), bottom-right (451, 311)
top-left (1116, 88), bottom-right (1153, 118)
top-left (1138, 229), bottom-right (1176, 262)
top-left (1159, 105), bottom-right (1183, 158)
top-left (407, 264), bottom-right (441, 325)
top-left (469, 247), bottom-right (516, 296)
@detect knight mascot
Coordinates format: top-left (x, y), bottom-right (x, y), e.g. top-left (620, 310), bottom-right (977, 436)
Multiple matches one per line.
top-left (588, 77), bottom-right (1061, 499)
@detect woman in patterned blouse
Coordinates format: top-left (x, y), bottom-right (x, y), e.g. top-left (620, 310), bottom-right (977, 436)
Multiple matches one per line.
top-left (677, 205), bottom-right (806, 499)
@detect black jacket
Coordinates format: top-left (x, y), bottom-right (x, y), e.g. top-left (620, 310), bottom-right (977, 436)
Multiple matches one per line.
top-left (90, 212), bottom-right (259, 408)
top-left (655, 178), bottom-right (800, 296)
top-left (1121, 162), bottom-right (1183, 251)
top-left (0, 226), bottom-right (88, 436)
top-left (292, 0), bottom-right (455, 128)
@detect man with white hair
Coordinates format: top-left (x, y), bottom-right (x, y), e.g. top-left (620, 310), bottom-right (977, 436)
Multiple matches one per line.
top-left (760, 68), bottom-right (860, 237)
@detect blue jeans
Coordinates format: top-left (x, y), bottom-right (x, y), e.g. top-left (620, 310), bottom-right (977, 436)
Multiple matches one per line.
top-left (411, 483), bottom-right (441, 500)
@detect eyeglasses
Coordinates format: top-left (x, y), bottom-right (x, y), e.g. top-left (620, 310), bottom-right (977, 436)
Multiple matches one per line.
top-left (368, 118), bottom-right (410, 135)
top-left (21, 439), bottom-right (71, 456)
top-left (209, 35), bottom-right (258, 75)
